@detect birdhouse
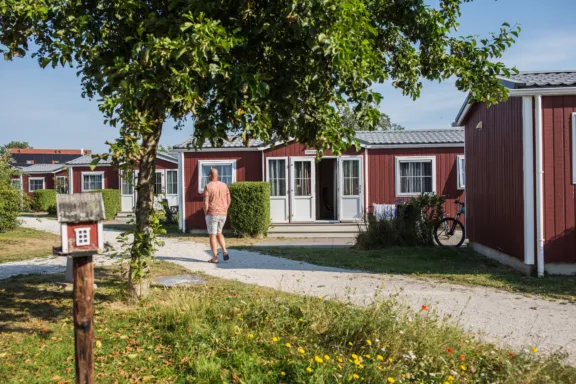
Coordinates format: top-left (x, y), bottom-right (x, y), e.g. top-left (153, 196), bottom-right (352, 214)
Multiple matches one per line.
top-left (54, 193), bottom-right (106, 256)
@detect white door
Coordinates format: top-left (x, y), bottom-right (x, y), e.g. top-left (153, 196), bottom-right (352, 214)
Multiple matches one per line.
top-left (153, 170), bottom-right (164, 210)
top-left (290, 158), bottom-right (315, 222)
top-left (121, 171), bottom-right (135, 212)
top-left (338, 157), bottom-right (363, 221)
top-left (267, 158), bottom-right (289, 223)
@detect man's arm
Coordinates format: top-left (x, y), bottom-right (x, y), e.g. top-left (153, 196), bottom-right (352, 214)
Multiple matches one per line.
top-left (226, 186), bottom-right (231, 209)
top-left (203, 186), bottom-right (210, 215)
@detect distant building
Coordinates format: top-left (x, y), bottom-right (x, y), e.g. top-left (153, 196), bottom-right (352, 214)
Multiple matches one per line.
top-left (8, 148), bottom-right (91, 166)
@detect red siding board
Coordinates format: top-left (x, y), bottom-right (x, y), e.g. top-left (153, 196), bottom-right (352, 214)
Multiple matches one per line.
top-left (183, 151), bottom-right (263, 230)
top-left (154, 159), bottom-right (178, 170)
top-left (367, 148), bottom-right (464, 217)
top-left (542, 96), bottom-right (576, 263)
top-left (464, 98), bottom-right (525, 260)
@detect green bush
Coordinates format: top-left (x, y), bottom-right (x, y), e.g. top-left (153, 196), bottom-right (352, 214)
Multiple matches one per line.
top-left (228, 182), bottom-right (270, 237)
top-left (0, 189), bottom-right (21, 231)
top-left (356, 193), bottom-right (445, 249)
top-left (90, 189), bottom-right (120, 220)
top-left (32, 189), bottom-right (57, 213)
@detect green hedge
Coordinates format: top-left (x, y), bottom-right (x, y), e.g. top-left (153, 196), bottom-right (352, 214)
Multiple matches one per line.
top-left (0, 189), bottom-right (21, 231)
top-left (90, 189), bottom-right (121, 220)
top-left (32, 189), bottom-right (57, 213)
top-left (228, 182), bottom-right (270, 237)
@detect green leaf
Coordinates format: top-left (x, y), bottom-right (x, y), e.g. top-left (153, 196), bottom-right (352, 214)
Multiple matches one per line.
top-left (180, 22), bottom-right (193, 32)
top-left (90, 158), bottom-right (101, 170)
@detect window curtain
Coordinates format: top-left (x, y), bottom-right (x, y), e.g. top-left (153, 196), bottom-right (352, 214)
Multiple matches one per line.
top-left (400, 161), bottom-right (432, 193)
top-left (269, 160), bottom-right (286, 197)
top-left (294, 162), bottom-right (311, 196)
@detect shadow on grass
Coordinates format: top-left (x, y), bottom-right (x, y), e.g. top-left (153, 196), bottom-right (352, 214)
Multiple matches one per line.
top-left (0, 269), bottom-right (122, 335)
top-left (233, 245), bottom-right (576, 301)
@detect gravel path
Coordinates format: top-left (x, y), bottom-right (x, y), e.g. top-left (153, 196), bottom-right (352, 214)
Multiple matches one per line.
top-left (10, 217), bottom-right (576, 361)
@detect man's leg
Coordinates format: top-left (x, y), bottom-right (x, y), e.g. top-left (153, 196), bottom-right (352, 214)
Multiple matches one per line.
top-left (216, 233), bottom-right (227, 256)
top-left (209, 234), bottom-right (219, 261)
top-left (216, 216), bottom-right (229, 260)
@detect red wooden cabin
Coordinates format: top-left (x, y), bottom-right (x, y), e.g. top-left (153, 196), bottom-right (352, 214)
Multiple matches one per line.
top-left (453, 70), bottom-right (576, 275)
top-left (172, 129), bottom-right (465, 237)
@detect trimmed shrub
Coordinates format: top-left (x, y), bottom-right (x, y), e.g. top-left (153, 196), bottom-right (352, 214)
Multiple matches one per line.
top-left (90, 189), bottom-right (121, 220)
top-left (32, 189), bottom-right (57, 213)
top-left (356, 193), bottom-right (445, 249)
top-left (228, 182), bottom-right (270, 237)
top-left (0, 189), bottom-right (21, 231)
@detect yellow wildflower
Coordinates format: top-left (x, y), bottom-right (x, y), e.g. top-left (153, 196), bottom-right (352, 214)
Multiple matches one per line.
top-left (324, 355), bottom-right (330, 361)
top-left (448, 376), bottom-right (455, 382)
top-left (249, 334), bottom-right (254, 339)
top-left (354, 359), bottom-right (361, 366)
top-left (299, 348), bottom-right (305, 354)
top-left (306, 367), bottom-right (313, 373)
top-left (377, 355), bottom-right (384, 361)
top-left (353, 374), bottom-right (360, 379)
top-left (388, 358), bottom-right (393, 363)
top-left (366, 340), bottom-right (372, 346)
top-left (531, 347), bottom-right (538, 353)
top-left (365, 354), bottom-right (371, 359)
top-left (348, 342), bottom-right (353, 346)
top-left (351, 354), bottom-right (358, 360)
top-left (273, 337), bottom-right (279, 343)
top-left (281, 372), bottom-right (286, 376)
top-left (338, 364), bottom-right (343, 369)
top-left (359, 364), bottom-right (364, 369)
top-left (285, 343), bottom-right (292, 348)
top-left (299, 318), bottom-right (304, 322)
top-left (388, 378), bottom-right (395, 383)
top-left (460, 365), bottom-right (466, 371)
top-left (314, 356), bottom-right (324, 363)
top-left (337, 357), bottom-right (343, 363)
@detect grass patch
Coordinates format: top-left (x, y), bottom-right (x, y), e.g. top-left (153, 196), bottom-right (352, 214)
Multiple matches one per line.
top-left (0, 260), bottom-right (574, 383)
top-left (237, 246), bottom-right (576, 302)
top-left (0, 227), bottom-right (59, 263)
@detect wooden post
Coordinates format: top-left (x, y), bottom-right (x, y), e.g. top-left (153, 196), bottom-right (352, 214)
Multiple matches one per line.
top-left (73, 255), bottom-right (94, 384)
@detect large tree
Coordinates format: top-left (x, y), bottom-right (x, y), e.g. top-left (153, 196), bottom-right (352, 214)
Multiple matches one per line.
top-left (0, 0), bottom-right (518, 295)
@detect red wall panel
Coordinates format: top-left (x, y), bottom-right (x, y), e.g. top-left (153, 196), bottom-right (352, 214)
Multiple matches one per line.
top-left (541, 96), bottom-right (576, 263)
top-left (154, 159), bottom-right (178, 170)
top-left (183, 151), bottom-right (263, 230)
top-left (71, 167), bottom-right (119, 193)
top-left (464, 97), bottom-right (524, 260)
top-left (67, 223), bottom-right (99, 252)
top-left (367, 147), bottom-right (464, 217)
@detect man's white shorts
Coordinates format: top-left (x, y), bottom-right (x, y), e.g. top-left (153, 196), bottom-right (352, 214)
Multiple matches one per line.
top-left (206, 215), bottom-right (226, 235)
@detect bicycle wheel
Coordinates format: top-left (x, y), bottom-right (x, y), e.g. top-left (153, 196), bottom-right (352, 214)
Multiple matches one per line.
top-left (434, 218), bottom-right (465, 247)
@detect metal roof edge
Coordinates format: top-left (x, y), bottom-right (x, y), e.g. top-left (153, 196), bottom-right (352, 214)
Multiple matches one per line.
top-left (366, 143), bottom-right (464, 149)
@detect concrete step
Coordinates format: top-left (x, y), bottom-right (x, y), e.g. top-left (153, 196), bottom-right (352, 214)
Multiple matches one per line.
top-left (268, 222), bottom-right (364, 238)
top-left (116, 211), bottom-right (135, 218)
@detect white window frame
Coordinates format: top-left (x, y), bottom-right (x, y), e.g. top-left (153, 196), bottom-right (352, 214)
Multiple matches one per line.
top-left (81, 171), bottom-right (105, 192)
top-left (28, 177), bottom-right (45, 192)
top-left (395, 156), bottom-right (437, 197)
top-left (74, 227), bottom-right (91, 246)
top-left (572, 113), bottom-right (576, 184)
top-left (55, 175), bottom-right (68, 194)
top-left (166, 170), bottom-right (178, 195)
top-left (457, 155), bottom-right (465, 190)
top-left (197, 160), bottom-right (237, 193)
top-left (267, 157), bottom-right (289, 197)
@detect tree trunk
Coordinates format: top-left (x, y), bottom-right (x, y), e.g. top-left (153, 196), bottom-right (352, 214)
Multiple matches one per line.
top-left (128, 122), bottom-right (163, 298)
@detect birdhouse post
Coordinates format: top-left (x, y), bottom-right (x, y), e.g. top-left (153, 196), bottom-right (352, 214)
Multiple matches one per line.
top-left (53, 193), bottom-right (106, 384)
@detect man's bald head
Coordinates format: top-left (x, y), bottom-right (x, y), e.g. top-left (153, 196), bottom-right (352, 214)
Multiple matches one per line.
top-left (209, 168), bottom-right (219, 181)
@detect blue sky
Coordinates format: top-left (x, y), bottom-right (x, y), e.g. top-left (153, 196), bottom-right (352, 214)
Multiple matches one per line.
top-left (1, 0), bottom-right (575, 152)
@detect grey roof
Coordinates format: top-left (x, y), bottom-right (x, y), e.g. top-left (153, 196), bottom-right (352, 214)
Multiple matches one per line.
top-left (66, 154), bottom-right (112, 166)
top-left (175, 129), bottom-right (463, 150)
top-left (19, 164), bottom-right (65, 173)
top-left (57, 193), bottom-right (106, 222)
top-left (174, 135), bottom-right (265, 149)
top-left (157, 151), bottom-right (178, 163)
top-left (355, 129), bottom-right (463, 146)
top-left (501, 70), bottom-right (576, 89)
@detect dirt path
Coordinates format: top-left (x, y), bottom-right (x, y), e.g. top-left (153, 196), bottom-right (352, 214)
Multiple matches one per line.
top-left (13, 217), bottom-right (576, 361)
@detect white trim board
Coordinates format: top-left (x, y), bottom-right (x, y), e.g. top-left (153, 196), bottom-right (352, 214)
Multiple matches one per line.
top-left (522, 96), bottom-right (535, 265)
top-left (394, 156), bottom-right (437, 197)
top-left (456, 155), bottom-right (465, 190)
top-left (572, 113), bottom-right (576, 184)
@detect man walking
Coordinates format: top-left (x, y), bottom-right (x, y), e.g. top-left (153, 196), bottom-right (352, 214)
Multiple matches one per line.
top-left (203, 168), bottom-right (231, 263)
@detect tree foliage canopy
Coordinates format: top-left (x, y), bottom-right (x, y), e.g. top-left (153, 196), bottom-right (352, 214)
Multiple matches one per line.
top-left (0, 141), bottom-right (32, 156)
top-left (1, 0), bottom-right (518, 157)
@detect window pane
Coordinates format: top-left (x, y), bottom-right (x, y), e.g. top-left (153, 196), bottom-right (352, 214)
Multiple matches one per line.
top-left (201, 163), bottom-right (234, 191)
top-left (153, 173), bottom-right (163, 194)
top-left (269, 159), bottom-right (286, 197)
top-left (121, 174), bottom-right (134, 195)
top-left (167, 170), bottom-right (178, 195)
top-left (30, 179), bottom-right (44, 191)
top-left (83, 174), bottom-right (103, 191)
top-left (10, 180), bottom-right (20, 190)
top-left (294, 161), bottom-right (311, 196)
top-left (56, 177), bottom-right (68, 194)
top-left (399, 160), bottom-right (433, 194)
top-left (342, 160), bottom-right (360, 196)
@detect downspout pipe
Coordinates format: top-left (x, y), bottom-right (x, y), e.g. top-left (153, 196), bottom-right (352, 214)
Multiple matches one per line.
top-left (534, 95), bottom-right (545, 277)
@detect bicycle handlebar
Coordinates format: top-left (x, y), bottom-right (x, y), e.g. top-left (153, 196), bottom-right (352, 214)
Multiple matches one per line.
top-left (455, 200), bottom-right (465, 206)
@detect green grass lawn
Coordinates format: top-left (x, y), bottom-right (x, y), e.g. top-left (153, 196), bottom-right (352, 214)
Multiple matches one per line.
top-left (0, 260), bottom-right (573, 383)
top-left (0, 227), bottom-right (60, 263)
top-left (236, 246), bottom-right (576, 302)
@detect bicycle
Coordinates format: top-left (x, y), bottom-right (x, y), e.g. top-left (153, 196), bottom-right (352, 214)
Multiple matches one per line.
top-left (434, 200), bottom-right (466, 247)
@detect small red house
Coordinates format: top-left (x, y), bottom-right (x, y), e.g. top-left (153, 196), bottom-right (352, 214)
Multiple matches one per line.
top-left (172, 129), bottom-right (465, 235)
top-left (453, 70), bottom-right (576, 276)
top-left (65, 153), bottom-right (179, 212)
top-left (56, 193), bottom-right (105, 255)
top-left (16, 164), bottom-right (69, 197)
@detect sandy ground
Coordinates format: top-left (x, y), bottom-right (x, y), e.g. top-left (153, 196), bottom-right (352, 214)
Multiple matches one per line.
top-left (7, 217), bottom-right (576, 362)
